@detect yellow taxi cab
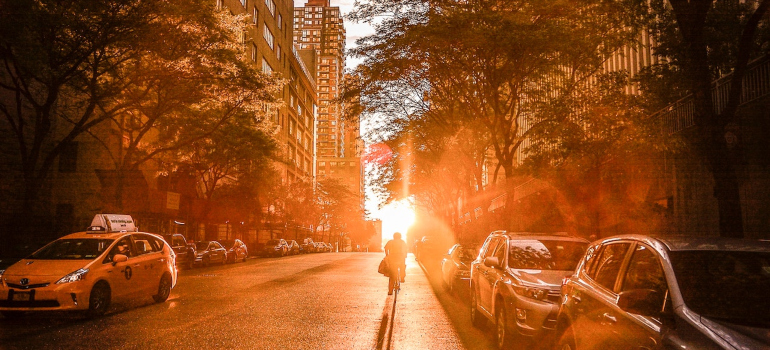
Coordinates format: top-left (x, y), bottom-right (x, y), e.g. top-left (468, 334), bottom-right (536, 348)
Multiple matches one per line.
top-left (0, 214), bottom-right (178, 318)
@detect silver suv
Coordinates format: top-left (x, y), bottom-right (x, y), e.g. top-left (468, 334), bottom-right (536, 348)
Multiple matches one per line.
top-left (470, 231), bottom-right (589, 350)
top-left (556, 235), bottom-right (770, 350)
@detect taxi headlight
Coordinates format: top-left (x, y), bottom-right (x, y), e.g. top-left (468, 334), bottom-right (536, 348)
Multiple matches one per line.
top-left (56, 268), bottom-right (89, 284)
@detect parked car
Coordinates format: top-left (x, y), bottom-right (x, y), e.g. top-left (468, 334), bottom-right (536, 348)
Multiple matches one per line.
top-left (556, 234), bottom-right (770, 350)
top-left (414, 236), bottom-right (446, 262)
top-left (160, 233), bottom-right (196, 269)
top-left (325, 242), bottom-right (334, 252)
top-left (440, 243), bottom-right (477, 294)
top-left (0, 214), bottom-right (177, 318)
top-left (287, 240), bottom-right (301, 255)
top-left (314, 242), bottom-right (326, 252)
top-left (263, 239), bottom-right (289, 257)
top-left (220, 239), bottom-right (248, 263)
top-left (302, 238), bottom-right (315, 253)
top-left (470, 231), bottom-right (589, 350)
top-left (193, 241), bottom-right (228, 267)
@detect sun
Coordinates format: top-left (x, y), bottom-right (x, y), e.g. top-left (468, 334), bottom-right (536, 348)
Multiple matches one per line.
top-left (377, 199), bottom-right (415, 243)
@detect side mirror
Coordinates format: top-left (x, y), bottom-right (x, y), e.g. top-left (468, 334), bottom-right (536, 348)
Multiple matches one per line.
top-left (483, 257), bottom-right (501, 268)
top-left (617, 289), bottom-right (664, 317)
top-left (112, 254), bottom-right (128, 266)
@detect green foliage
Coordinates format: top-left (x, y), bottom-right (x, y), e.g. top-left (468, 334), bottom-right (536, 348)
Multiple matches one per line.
top-left (348, 0), bottom-right (649, 223)
top-left (316, 178), bottom-right (367, 239)
top-left (0, 0), bottom-right (282, 208)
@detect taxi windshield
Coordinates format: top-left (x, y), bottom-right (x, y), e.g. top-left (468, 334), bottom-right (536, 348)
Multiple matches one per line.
top-left (195, 242), bottom-right (210, 251)
top-left (508, 240), bottom-right (587, 270)
top-left (670, 250), bottom-right (770, 327)
top-left (29, 239), bottom-right (114, 260)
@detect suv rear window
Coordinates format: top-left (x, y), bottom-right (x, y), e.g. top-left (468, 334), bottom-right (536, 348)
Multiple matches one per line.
top-left (508, 240), bottom-right (587, 270)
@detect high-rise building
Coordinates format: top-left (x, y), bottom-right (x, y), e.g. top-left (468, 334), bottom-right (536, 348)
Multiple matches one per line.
top-left (220, 0), bottom-right (318, 243)
top-left (293, 0), bottom-right (346, 159)
top-left (294, 1), bottom-right (363, 207)
top-left (220, 0), bottom-right (318, 185)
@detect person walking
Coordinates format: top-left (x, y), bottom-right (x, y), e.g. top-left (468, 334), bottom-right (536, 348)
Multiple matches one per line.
top-left (384, 232), bottom-right (407, 295)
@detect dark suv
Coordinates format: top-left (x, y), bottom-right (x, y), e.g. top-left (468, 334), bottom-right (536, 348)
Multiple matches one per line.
top-left (161, 233), bottom-right (196, 269)
top-left (469, 231), bottom-right (588, 350)
top-left (556, 235), bottom-right (770, 350)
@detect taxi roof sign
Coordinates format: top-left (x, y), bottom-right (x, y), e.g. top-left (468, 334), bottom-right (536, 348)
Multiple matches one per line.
top-left (88, 214), bottom-right (137, 233)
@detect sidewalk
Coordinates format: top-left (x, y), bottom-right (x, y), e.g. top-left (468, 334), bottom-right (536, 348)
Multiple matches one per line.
top-left (385, 254), bottom-right (465, 350)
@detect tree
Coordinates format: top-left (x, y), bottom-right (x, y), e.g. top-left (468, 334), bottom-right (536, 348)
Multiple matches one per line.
top-left (164, 118), bottom-right (279, 224)
top-left (348, 0), bottom-right (648, 229)
top-left (88, 4), bottom-right (281, 211)
top-left (0, 0), bottom-right (160, 211)
top-left (316, 178), bottom-right (368, 245)
top-left (643, 0), bottom-right (770, 238)
top-left (282, 180), bottom-right (320, 240)
top-left (524, 71), bottom-right (673, 236)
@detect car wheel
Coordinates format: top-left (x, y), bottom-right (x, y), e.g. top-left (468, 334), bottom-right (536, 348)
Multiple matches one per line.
top-left (470, 287), bottom-right (485, 328)
top-left (1, 311), bottom-right (25, 319)
top-left (555, 326), bottom-right (577, 350)
top-left (153, 273), bottom-right (172, 303)
top-left (87, 282), bottom-right (111, 318)
top-left (496, 302), bottom-right (513, 350)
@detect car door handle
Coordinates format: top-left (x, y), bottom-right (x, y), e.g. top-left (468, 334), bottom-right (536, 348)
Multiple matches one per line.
top-left (601, 313), bottom-right (617, 325)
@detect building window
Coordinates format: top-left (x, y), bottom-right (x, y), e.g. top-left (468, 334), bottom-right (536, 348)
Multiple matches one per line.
top-left (276, 44), bottom-right (281, 60)
top-left (252, 44), bottom-right (258, 62)
top-left (277, 14), bottom-right (283, 29)
top-left (265, 0), bottom-right (275, 16)
top-left (262, 58), bottom-right (272, 74)
top-left (263, 24), bottom-right (274, 49)
top-left (253, 7), bottom-right (258, 24)
top-left (240, 0), bottom-right (246, 7)
top-left (59, 142), bottom-right (78, 173)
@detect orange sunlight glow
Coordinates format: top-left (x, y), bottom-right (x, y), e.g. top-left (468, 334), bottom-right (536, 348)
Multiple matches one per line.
top-left (377, 199), bottom-right (415, 246)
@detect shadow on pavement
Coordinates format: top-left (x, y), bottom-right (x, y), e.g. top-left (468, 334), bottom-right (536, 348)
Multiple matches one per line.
top-left (415, 256), bottom-right (497, 350)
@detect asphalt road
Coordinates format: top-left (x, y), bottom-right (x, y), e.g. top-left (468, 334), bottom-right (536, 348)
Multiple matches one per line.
top-left (0, 252), bottom-right (499, 350)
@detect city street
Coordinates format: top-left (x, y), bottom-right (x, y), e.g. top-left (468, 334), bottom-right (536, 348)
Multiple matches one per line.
top-left (0, 253), bottom-right (497, 350)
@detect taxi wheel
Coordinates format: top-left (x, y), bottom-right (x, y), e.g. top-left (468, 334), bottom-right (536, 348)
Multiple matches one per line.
top-left (1, 311), bottom-right (25, 319)
top-left (87, 282), bottom-right (111, 318)
top-left (153, 273), bottom-right (172, 303)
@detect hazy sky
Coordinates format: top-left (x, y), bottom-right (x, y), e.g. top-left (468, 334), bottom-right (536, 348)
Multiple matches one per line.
top-left (293, 0), bottom-right (374, 70)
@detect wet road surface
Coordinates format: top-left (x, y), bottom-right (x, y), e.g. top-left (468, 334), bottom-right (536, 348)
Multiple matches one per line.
top-left (0, 252), bottom-right (498, 349)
